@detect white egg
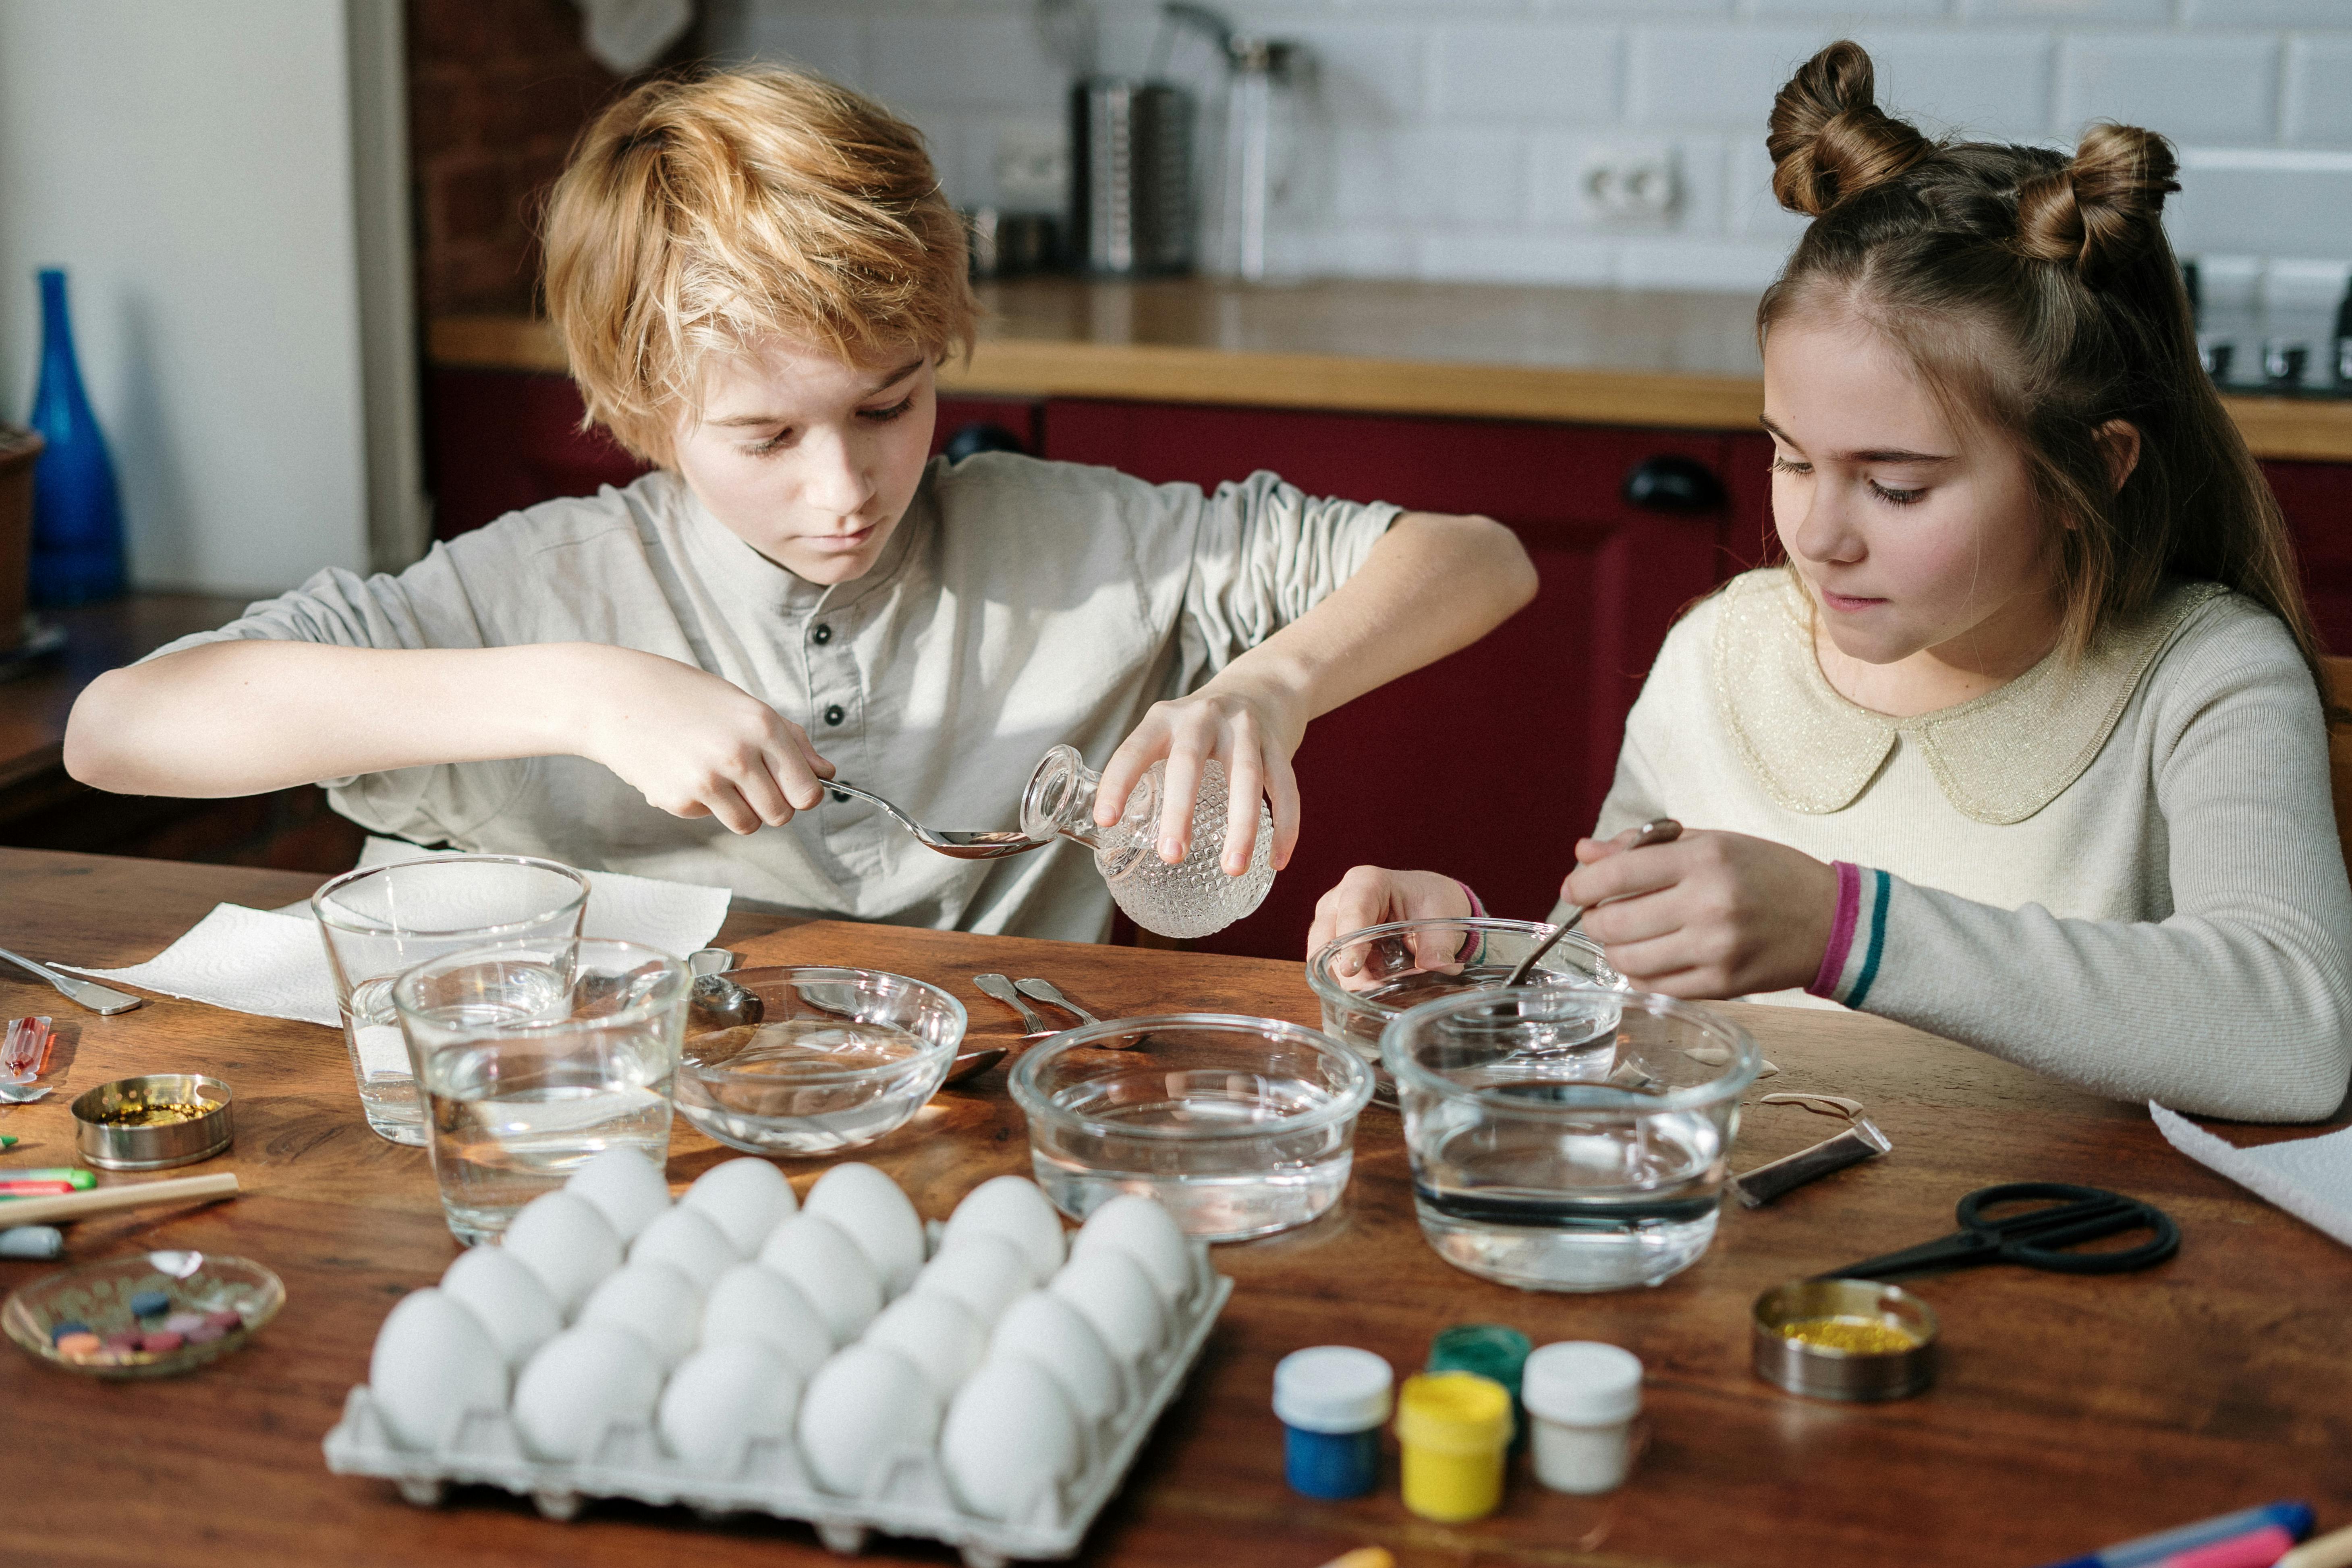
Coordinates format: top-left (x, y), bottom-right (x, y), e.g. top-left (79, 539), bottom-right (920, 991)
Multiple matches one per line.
top-left (990, 1290), bottom-right (1123, 1423)
top-left (793, 1343), bottom-right (941, 1497)
top-left (511, 1323), bottom-right (665, 1462)
top-left (564, 1146), bottom-right (672, 1242)
top-left (940, 1355), bottom-right (1085, 1520)
top-left (757, 1213), bottom-right (883, 1345)
top-left (657, 1341), bottom-right (803, 1473)
top-left (680, 1157), bottom-right (796, 1254)
top-left (803, 1163), bottom-right (925, 1296)
top-left (701, 1263), bottom-right (833, 1380)
top-left (860, 1289), bottom-right (986, 1401)
top-left (629, 1205), bottom-right (739, 1290)
top-left (577, 1260), bottom-right (702, 1369)
top-left (940, 1175), bottom-right (1066, 1286)
top-left (1071, 1194), bottom-right (1193, 1307)
top-left (367, 1287), bottom-right (510, 1452)
top-left (501, 1190), bottom-right (623, 1315)
top-left (911, 1231), bottom-right (1029, 1327)
top-left (440, 1245), bottom-right (562, 1367)
top-left (1048, 1249), bottom-right (1167, 1366)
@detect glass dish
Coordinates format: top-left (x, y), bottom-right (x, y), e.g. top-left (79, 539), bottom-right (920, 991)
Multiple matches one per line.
top-left (1009, 1014), bottom-right (1376, 1242)
top-left (1308, 917), bottom-right (1626, 1098)
top-left (396, 939), bottom-right (687, 1243)
top-left (1383, 985), bottom-right (1758, 1292)
top-left (312, 854), bottom-right (588, 1147)
top-left (675, 966), bottom-right (964, 1156)
top-left (3, 1251), bottom-right (283, 1379)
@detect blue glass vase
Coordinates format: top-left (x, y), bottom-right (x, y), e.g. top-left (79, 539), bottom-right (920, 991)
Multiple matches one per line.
top-left (27, 268), bottom-right (127, 604)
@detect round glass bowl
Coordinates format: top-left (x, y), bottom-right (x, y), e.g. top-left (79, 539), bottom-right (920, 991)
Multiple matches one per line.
top-left (1309, 918), bottom-right (1626, 1097)
top-left (1009, 1014), bottom-right (1376, 1242)
top-left (3, 1251), bottom-right (283, 1378)
top-left (1383, 984), bottom-right (1758, 1292)
top-left (675, 966), bottom-right (964, 1155)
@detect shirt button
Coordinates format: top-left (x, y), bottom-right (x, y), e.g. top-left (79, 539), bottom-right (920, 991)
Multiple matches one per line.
top-left (824, 704), bottom-right (846, 726)
top-left (811, 623), bottom-right (832, 645)
top-left (831, 790), bottom-right (850, 804)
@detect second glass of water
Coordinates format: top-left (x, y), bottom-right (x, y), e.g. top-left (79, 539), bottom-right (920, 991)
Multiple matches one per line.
top-left (1383, 985), bottom-right (1758, 1292)
top-left (312, 855), bottom-right (589, 1146)
top-left (393, 938), bottom-right (688, 1244)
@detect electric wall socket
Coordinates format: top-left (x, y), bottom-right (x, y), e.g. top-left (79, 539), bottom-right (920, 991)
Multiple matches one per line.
top-left (993, 124), bottom-right (1069, 208)
top-left (1576, 145), bottom-right (1679, 226)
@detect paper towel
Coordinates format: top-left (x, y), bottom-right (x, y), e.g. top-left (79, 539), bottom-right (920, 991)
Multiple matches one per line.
top-left (61, 841), bottom-right (732, 1028)
top-left (2149, 1101), bottom-right (2352, 1252)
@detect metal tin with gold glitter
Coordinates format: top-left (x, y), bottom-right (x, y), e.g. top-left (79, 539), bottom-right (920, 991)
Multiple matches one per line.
top-left (71, 1074), bottom-right (234, 1170)
top-left (1751, 1278), bottom-right (1939, 1401)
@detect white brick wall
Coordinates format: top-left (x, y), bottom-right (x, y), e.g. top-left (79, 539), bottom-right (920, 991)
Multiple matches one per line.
top-left (701, 0), bottom-right (2352, 293)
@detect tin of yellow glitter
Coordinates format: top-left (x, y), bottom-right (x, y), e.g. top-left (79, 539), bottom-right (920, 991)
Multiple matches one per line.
top-left (1751, 1279), bottom-right (1939, 1401)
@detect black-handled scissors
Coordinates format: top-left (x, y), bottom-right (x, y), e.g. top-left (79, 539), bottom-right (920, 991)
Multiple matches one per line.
top-left (1820, 1182), bottom-right (2180, 1282)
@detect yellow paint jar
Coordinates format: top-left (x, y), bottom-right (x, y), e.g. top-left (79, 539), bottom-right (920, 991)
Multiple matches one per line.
top-left (1394, 1371), bottom-right (1511, 1522)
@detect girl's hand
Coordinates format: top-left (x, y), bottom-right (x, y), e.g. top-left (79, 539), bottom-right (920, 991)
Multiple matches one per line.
top-left (1564, 828), bottom-right (1837, 998)
top-left (1306, 868), bottom-right (1476, 973)
top-left (572, 646), bottom-right (834, 834)
top-left (1097, 673), bottom-right (1307, 875)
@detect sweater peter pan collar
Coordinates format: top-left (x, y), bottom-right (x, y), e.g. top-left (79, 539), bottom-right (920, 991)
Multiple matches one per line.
top-left (1710, 568), bottom-right (2223, 825)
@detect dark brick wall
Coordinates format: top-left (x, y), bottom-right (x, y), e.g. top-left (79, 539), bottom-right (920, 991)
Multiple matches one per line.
top-left (407, 0), bottom-right (629, 316)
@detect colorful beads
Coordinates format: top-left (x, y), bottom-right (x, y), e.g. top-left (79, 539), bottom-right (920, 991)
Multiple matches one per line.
top-left (127, 1290), bottom-right (170, 1318)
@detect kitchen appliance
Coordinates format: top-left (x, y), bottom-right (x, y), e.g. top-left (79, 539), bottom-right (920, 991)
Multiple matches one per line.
top-left (1070, 78), bottom-right (1194, 276)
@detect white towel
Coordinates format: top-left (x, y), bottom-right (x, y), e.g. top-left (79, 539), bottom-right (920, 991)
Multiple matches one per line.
top-left (2149, 1101), bottom-right (2352, 1252)
top-left (60, 839), bottom-right (731, 1028)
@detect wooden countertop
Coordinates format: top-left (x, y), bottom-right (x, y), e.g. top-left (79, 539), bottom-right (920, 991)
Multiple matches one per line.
top-left (429, 277), bottom-right (2352, 462)
top-left (6, 847), bottom-right (2349, 1566)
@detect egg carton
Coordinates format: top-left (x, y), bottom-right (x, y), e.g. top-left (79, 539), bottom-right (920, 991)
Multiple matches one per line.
top-left (323, 1265), bottom-right (1231, 1568)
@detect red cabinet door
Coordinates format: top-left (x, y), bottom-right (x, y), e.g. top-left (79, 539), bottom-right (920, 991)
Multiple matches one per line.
top-left (1043, 398), bottom-right (1745, 958)
top-left (2263, 460), bottom-right (2352, 655)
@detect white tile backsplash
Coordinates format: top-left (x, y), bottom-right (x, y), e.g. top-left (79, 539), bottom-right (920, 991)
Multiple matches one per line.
top-left (705, 0), bottom-right (2352, 293)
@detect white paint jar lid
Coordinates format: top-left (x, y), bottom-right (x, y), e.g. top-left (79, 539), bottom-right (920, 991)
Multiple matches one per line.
top-left (1522, 1341), bottom-right (1643, 1427)
top-left (1273, 1345), bottom-right (1394, 1433)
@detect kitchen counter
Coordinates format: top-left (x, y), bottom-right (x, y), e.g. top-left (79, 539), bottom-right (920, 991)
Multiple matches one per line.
top-left (429, 276), bottom-right (2352, 462)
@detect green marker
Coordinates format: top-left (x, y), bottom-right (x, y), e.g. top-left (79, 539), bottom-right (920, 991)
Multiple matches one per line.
top-left (0, 1135), bottom-right (15, 1150)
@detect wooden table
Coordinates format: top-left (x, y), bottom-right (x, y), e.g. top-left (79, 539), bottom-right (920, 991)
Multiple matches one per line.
top-left (3, 846), bottom-right (2348, 1567)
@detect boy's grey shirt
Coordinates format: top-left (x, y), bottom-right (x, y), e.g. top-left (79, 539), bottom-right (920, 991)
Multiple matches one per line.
top-left (149, 454), bottom-right (1400, 941)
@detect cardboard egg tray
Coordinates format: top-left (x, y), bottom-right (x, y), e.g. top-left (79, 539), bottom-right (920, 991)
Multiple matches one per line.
top-left (322, 1258), bottom-right (1230, 1568)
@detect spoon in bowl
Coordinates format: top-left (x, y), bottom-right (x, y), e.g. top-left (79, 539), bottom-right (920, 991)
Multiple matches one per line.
top-left (1504, 818), bottom-right (1682, 987)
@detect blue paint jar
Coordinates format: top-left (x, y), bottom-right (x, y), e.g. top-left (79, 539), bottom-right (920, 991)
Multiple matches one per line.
top-left (1273, 1346), bottom-right (1394, 1500)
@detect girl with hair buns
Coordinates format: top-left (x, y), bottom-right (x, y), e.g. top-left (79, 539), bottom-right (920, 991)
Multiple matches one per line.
top-left (1310, 40), bottom-right (2352, 1122)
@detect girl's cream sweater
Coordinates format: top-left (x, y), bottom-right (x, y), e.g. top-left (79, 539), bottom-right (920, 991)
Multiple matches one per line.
top-left (1593, 568), bottom-right (2352, 1122)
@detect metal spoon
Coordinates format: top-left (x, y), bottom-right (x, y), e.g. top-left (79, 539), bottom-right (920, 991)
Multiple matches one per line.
top-left (1015, 977), bottom-right (1099, 1026)
top-left (1504, 818), bottom-right (1683, 988)
top-left (823, 783), bottom-right (1050, 861)
top-left (974, 973), bottom-right (1056, 1035)
top-left (0, 945), bottom-right (143, 1016)
top-left (940, 1046), bottom-right (1007, 1086)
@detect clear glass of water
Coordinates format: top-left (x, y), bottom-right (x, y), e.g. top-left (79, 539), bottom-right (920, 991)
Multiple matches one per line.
top-left (393, 937), bottom-right (687, 1243)
top-left (1307, 917), bottom-right (1626, 1101)
top-left (311, 855), bottom-right (589, 1146)
top-left (1008, 1014), bottom-right (1376, 1242)
top-left (1383, 985), bottom-right (1758, 1292)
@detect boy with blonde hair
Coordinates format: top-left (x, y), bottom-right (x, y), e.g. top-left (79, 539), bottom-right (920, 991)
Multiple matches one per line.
top-left (68, 69), bottom-right (1534, 940)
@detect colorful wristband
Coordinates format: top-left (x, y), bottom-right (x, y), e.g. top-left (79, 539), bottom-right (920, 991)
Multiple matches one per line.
top-left (1809, 862), bottom-right (1890, 1010)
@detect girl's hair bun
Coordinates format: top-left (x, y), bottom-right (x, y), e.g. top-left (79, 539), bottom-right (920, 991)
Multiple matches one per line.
top-left (2015, 122), bottom-right (2180, 279)
top-left (1767, 41), bottom-right (1933, 217)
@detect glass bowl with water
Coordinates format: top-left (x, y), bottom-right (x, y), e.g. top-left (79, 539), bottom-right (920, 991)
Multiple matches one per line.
top-left (1383, 985), bottom-right (1758, 1292)
top-left (1008, 1014), bottom-right (1376, 1242)
top-left (675, 967), bottom-right (964, 1155)
top-left (1308, 917), bottom-right (1625, 1097)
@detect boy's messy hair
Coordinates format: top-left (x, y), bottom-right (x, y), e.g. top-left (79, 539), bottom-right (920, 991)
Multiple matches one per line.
top-left (543, 66), bottom-right (977, 465)
top-left (1759, 41), bottom-right (2327, 690)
